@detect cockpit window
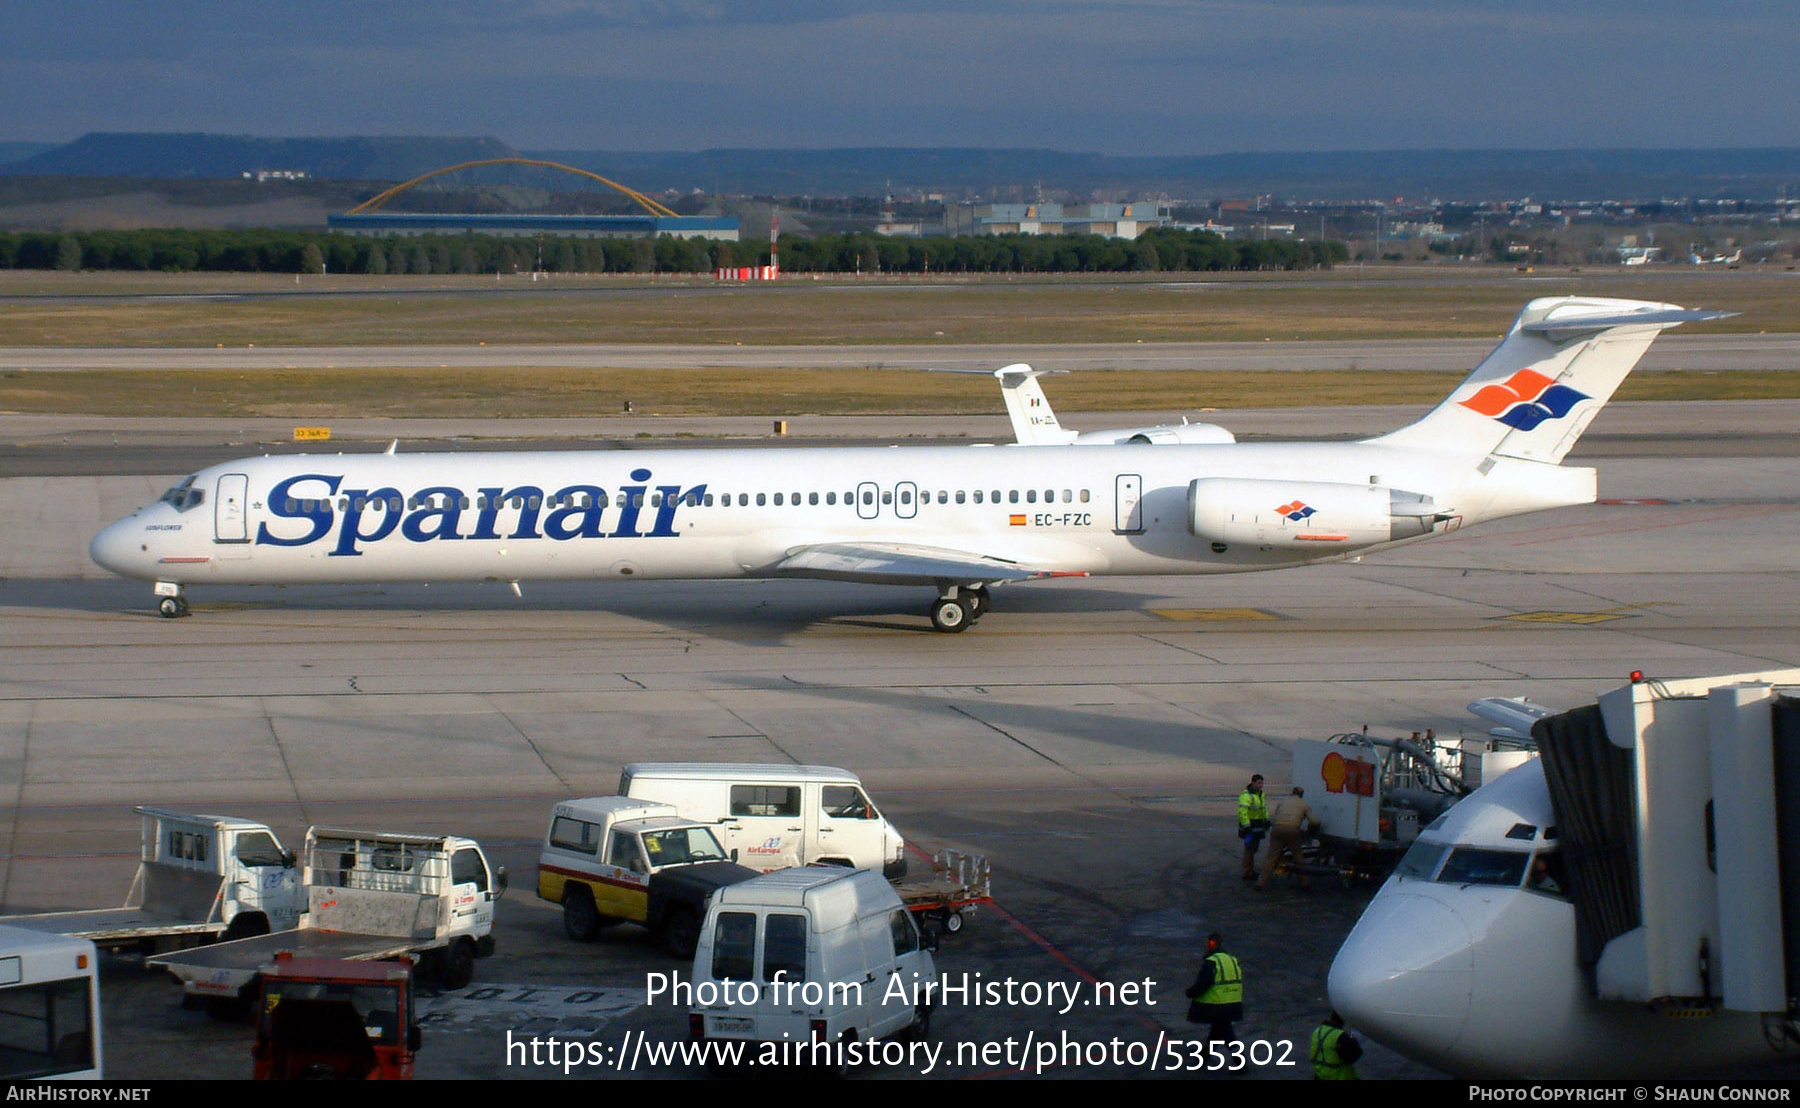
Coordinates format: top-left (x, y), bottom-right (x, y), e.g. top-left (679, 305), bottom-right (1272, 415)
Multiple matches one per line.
top-left (158, 476), bottom-right (205, 513)
top-left (1525, 851), bottom-right (1567, 898)
top-left (1436, 848), bottom-right (1530, 888)
top-left (1394, 840), bottom-right (1448, 881)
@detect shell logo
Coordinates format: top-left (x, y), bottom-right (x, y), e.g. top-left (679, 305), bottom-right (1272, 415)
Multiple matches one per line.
top-left (1320, 751), bottom-right (1376, 796)
top-left (1322, 751), bottom-right (1349, 793)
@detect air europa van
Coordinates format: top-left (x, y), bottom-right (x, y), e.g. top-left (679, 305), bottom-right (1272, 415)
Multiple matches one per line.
top-left (687, 867), bottom-right (937, 1059)
top-left (618, 764), bottom-right (907, 878)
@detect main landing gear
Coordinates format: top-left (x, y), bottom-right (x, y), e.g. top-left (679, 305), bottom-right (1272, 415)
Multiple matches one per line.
top-left (928, 585), bottom-right (990, 633)
top-left (155, 584), bottom-right (190, 619)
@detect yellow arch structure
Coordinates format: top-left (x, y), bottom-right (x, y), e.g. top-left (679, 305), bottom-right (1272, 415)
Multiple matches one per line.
top-left (347, 158), bottom-right (680, 218)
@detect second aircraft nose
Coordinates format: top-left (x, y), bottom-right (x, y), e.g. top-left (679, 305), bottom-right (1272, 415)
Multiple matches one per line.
top-left (89, 517), bottom-right (147, 578)
top-left (1327, 890), bottom-right (1474, 1066)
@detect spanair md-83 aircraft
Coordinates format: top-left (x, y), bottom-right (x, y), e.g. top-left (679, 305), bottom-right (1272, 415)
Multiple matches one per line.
top-left (90, 297), bottom-right (1725, 630)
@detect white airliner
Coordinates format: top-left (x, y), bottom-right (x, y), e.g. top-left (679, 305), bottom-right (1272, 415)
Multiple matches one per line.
top-left (89, 296), bottom-right (1725, 630)
top-left (1328, 757), bottom-right (1773, 1078)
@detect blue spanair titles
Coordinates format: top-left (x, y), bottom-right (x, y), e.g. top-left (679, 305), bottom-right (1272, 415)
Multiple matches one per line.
top-left (255, 468), bottom-right (708, 556)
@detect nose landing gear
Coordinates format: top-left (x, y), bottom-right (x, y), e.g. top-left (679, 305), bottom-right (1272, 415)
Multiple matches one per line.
top-left (155, 584), bottom-right (190, 619)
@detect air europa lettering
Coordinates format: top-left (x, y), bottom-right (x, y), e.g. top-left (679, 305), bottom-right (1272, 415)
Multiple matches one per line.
top-left (255, 468), bottom-right (708, 557)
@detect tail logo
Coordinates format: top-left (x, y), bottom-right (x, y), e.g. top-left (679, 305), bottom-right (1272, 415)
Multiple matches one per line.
top-left (1459, 369), bottom-right (1590, 432)
top-left (1276, 501), bottom-right (1316, 521)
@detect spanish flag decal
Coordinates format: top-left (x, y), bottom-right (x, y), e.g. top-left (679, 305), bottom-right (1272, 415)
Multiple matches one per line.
top-left (1009, 514), bottom-right (1027, 526)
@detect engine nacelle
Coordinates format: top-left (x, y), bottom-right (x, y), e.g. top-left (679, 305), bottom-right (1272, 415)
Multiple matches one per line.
top-left (1188, 478), bottom-right (1451, 550)
top-left (1074, 422), bottom-right (1236, 445)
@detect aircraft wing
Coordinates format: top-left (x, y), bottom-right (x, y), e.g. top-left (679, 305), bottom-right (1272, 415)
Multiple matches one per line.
top-left (769, 541), bottom-right (1081, 586)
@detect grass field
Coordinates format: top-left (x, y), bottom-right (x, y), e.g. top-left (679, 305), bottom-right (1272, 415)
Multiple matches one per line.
top-left (1, 267), bottom-right (1793, 416)
top-left (1, 266), bottom-right (1796, 347)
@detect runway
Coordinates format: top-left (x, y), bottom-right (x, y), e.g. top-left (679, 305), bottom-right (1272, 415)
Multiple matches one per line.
top-left (2, 402), bottom-right (1797, 1079)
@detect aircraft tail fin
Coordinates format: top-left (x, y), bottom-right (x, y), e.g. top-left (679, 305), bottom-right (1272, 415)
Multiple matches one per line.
top-left (994, 364), bottom-right (1080, 445)
top-left (1370, 297), bottom-right (1731, 464)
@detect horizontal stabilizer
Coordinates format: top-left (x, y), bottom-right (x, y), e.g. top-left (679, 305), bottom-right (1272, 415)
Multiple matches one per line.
top-left (1521, 307), bottom-right (1735, 341)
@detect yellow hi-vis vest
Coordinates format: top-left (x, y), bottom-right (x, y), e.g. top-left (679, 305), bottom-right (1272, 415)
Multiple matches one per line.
top-left (1198, 952), bottom-right (1242, 1007)
top-left (1310, 1023), bottom-right (1358, 1080)
top-left (1238, 790), bottom-right (1268, 829)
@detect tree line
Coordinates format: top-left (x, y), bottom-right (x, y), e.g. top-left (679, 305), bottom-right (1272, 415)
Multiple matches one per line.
top-left (0, 226), bottom-right (1344, 275)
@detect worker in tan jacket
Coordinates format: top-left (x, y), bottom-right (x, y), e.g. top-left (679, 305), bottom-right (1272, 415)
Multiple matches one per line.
top-left (1258, 786), bottom-right (1319, 889)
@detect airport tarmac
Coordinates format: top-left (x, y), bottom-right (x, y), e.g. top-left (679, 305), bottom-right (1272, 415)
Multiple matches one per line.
top-left (1, 403), bottom-right (1797, 1080)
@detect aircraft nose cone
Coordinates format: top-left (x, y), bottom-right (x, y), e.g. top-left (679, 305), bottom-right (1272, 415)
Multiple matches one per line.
top-left (1328, 890), bottom-right (1474, 1065)
top-left (89, 518), bottom-right (143, 577)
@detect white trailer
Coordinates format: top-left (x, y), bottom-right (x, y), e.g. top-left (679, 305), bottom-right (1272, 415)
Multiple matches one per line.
top-left (1, 807), bottom-right (303, 954)
top-left (0, 924), bottom-right (103, 1080)
top-left (149, 827), bottom-right (504, 1013)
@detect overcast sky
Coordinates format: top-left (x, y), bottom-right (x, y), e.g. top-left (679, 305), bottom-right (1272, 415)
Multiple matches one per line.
top-left (4, 1), bottom-right (1795, 154)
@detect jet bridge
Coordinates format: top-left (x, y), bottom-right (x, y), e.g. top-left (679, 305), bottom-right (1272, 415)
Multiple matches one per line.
top-left (1535, 668), bottom-right (1800, 1023)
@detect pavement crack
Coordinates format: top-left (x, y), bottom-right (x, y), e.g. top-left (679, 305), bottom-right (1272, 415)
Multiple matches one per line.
top-left (493, 703), bottom-right (574, 791)
top-left (619, 673), bottom-right (646, 689)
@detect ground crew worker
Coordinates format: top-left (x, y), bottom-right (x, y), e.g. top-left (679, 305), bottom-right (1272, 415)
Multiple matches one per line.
top-left (1310, 1010), bottom-right (1362, 1079)
top-left (1184, 931), bottom-right (1244, 1046)
top-left (1259, 786), bottom-right (1319, 889)
top-left (1237, 774), bottom-right (1269, 880)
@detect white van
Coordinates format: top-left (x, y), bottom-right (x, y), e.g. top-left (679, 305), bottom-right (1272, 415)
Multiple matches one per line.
top-left (618, 763), bottom-right (907, 878)
top-left (687, 868), bottom-right (936, 1058)
top-left (0, 925), bottom-right (103, 1079)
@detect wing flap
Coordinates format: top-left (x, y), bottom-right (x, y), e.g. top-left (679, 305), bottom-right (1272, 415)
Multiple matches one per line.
top-left (770, 542), bottom-right (1073, 586)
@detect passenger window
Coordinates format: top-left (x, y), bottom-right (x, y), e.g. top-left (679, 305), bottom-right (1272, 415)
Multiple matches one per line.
top-left (822, 786), bottom-right (874, 819)
top-left (1062, 489), bottom-right (1072, 503)
top-left (826, 492), bottom-right (837, 505)
top-left (1009, 490), bottom-right (1019, 504)
top-left (973, 491), bottom-right (984, 504)
top-left (809, 492), bottom-right (819, 506)
top-left (1080, 489), bottom-right (1090, 503)
top-left (889, 909), bottom-right (919, 956)
top-left (549, 817), bottom-right (599, 855)
top-left (774, 493), bottom-right (784, 506)
top-left (234, 832), bottom-right (286, 868)
top-left (608, 832), bottom-right (646, 874)
top-left (862, 491), bottom-right (874, 506)
top-left (882, 492), bottom-right (892, 505)
top-left (955, 491), bottom-right (965, 504)
top-left (712, 912), bottom-right (757, 981)
top-left (730, 785), bottom-right (801, 818)
top-left (1026, 489), bottom-right (1037, 503)
top-left (900, 490), bottom-right (912, 506)
top-left (1436, 848), bottom-right (1529, 888)
top-left (756, 493), bottom-right (766, 506)
top-left (763, 914), bottom-right (808, 982)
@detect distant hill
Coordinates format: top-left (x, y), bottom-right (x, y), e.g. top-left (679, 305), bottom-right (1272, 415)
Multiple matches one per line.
top-left (1, 133), bottom-right (519, 181)
top-left (533, 146), bottom-right (1800, 201)
top-left (3, 133), bottom-right (1796, 200)
top-left (0, 142), bottom-right (57, 166)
